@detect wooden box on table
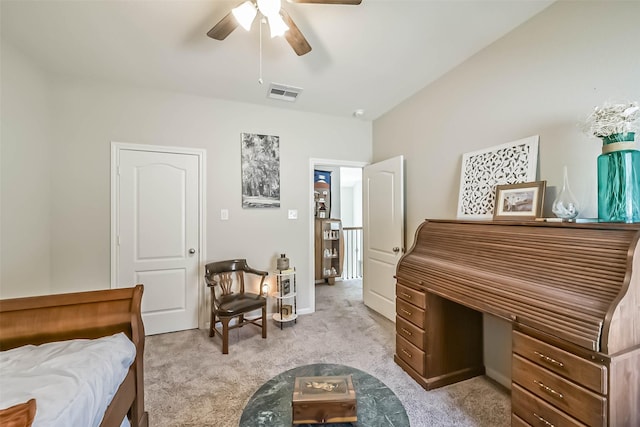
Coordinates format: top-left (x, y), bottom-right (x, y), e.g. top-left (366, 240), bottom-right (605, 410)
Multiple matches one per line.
top-left (292, 375), bottom-right (357, 425)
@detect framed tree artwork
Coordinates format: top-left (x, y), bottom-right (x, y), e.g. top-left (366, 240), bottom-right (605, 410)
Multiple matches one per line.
top-left (241, 133), bottom-right (280, 208)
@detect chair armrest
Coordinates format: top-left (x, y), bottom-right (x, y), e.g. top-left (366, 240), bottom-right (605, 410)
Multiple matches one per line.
top-left (245, 267), bottom-right (268, 277)
top-left (205, 275), bottom-right (222, 304)
top-left (204, 275), bottom-right (216, 287)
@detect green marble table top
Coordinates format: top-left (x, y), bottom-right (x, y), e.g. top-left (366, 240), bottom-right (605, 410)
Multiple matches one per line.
top-left (240, 363), bottom-right (409, 426)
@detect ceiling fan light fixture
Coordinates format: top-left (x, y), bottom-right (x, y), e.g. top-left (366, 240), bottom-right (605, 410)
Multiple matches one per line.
top-left (232, 1), bottom-right (258, 31)
top-left (208, 0), bottom-right (361, 55)
top-left (257, 0), bottom-right (281, 17)
top-left (268, 14), bottom-right (289, 38)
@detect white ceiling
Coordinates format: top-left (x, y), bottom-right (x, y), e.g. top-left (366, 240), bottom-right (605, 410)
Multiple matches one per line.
top-left (1, 0), bottom-right (553, 120)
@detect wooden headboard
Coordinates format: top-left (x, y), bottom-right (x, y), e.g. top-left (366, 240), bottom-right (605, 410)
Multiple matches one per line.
top-left (0, 285), bottom-right (148, 427)
top-left (0, 285), bottom-right (145, 351)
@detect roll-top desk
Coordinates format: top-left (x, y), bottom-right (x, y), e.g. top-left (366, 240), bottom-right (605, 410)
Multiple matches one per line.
top-left (394, 219), bottom-right (640, 427)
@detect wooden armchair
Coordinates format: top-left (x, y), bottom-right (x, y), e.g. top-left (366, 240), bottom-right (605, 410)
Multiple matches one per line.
top-left (204, 259), bottom-right (268, 354)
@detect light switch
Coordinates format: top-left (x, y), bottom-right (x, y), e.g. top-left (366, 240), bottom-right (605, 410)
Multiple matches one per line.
top-left (288, 209), bottom-right (298, 220)
top-left (220, 209), bottom-right (229, 220)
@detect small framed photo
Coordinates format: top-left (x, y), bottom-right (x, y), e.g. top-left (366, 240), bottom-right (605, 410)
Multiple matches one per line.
top-left (493, 181), bottom-right (546, 220)
top-left (282, 304), bottom-right (292, 318)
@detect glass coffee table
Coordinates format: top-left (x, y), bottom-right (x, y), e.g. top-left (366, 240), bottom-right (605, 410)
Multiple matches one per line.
top-left (240, 363), bottom-right (409, 426)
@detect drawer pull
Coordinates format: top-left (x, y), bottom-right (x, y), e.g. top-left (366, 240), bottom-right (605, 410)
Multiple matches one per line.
top-left (400, 292), bottom-right (412, 299)
top-left (534, 351), bottom-right (565, 368)
top-left (400, 327), bottom-right (412, 336)
top-left (401, 349), bottom-right (412, 358)
top-left (400, 308), bottom-right (412, 316)
top-left (533, 413), bottom-right (555, 427)
top-left (533, 380), bottom-right (564, 400)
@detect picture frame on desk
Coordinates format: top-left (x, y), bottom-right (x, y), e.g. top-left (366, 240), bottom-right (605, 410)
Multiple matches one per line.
top-left (493, 180), bottom-right (546, 220)
top-left (281, 304), bottom-right (292, 318)
top-left (280, 278), bottom-right (291, 295)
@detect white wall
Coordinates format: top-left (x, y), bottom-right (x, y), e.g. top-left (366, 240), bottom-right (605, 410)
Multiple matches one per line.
top-left (44, 80), bottom-right (371, 314)
top-left (339, 167), bottom-right (363, 228)
top-left (352, 180), bottom-right (362, 228)
top-left (340, 186), bottom-right (354, 227)
top-left (1, 50), bottom-right (372, 315)
top-left (372, 1), bottom-right (640, 388)
top-left (0, 40), bottom-right (52, 298)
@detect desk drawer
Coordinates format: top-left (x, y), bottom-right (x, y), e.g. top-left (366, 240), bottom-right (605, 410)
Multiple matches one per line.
top-left (396, 316), bottom-right (425, 349)
top-left (396, 283), bottom-right (426, 309)
top-left (396, 298), bottom-right (425, 328)
top-left (396, 334), bottom-right (425, 375)
top-left (512, 383), bottom-right (587, 427)
top-left (511, 413), bottom-right (531, 427)
top-left (513, 330), bottom-right (606, 394)
top-left (512, 355), bottom-right (606, 427)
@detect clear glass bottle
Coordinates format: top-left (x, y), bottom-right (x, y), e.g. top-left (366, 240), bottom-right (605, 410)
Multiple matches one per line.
top-left (552, 166), bottom-right (580, 220)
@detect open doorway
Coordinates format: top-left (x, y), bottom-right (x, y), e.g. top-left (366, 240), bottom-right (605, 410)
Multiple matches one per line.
top-left (309, 160), bottom-right (364, 311)
top-left (336, 167), bottom-right (363, 280)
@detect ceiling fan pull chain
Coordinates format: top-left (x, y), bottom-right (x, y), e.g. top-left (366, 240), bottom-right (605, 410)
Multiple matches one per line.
top-left (258, 18), bottom-right (264, 85)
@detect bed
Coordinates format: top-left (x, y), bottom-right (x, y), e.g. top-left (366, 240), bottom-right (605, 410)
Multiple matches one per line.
top-left (0, 285), bottom-right (148, 427)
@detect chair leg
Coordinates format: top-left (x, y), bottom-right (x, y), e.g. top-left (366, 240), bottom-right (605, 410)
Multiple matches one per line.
top-left (209, 310), bottom-right (216, 337)
top-left (221, 317), bottom-right (231, 354)
top-left (262, 305), bottom-right (267, 339)
top-left (238, 314), bottom-right (244, 327)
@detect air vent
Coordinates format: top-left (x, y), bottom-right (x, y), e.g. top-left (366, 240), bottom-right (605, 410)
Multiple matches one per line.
top-left (267, 83), bottom-right (302, 102)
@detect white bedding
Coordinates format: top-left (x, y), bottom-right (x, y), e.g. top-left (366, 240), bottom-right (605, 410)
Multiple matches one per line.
top-left (0, 332), bottom-right (136, 427)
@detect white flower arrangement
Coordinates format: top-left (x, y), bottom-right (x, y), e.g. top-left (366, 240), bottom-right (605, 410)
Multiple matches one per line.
top-left (584, 101), bottom-right (639, 139)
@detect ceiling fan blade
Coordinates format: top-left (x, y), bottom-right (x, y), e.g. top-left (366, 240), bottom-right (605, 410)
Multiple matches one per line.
top-left (207, 11), bottom-right (239, 40)
top-left (287, 0), bottom-right (362, 4)
top-left (281, 9), bottom-right (312, 56)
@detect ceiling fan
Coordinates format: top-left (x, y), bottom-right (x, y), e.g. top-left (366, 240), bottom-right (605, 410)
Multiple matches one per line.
top-left (207, 0), bottom-right (362, 56)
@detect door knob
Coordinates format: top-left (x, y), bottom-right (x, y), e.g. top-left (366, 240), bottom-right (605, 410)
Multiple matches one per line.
top-left (189, 248), bottom-right (196, 254)
top-left (393, 247), bottom-right (400, 253)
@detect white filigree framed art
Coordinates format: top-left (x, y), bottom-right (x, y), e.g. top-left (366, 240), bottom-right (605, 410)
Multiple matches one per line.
top-left (456, 135), bottom-right (539, 220)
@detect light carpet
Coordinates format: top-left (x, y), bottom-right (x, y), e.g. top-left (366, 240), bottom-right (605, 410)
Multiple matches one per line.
top-left (144, 279), bottom-right (510, 426)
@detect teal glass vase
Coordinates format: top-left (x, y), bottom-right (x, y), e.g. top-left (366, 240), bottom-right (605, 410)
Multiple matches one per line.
top-left (597, 132), bottom-right (640, 223)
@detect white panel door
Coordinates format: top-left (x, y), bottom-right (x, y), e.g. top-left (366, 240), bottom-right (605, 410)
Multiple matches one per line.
top-left (363, 156), bottom-right (404, 321)
top-left (116, 149), bottom-right (200, 335)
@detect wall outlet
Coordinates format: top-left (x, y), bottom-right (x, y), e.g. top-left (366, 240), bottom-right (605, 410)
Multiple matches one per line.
top-left (288, 209), bottom-right (298, 220)
top-left (220, 209), bottom-right (229, 220)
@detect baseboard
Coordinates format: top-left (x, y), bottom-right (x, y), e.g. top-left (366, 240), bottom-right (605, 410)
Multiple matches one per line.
top-left (485, 367), bottom-right (511, 390)
top-left (394, 355), bottom-right (485, 391)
